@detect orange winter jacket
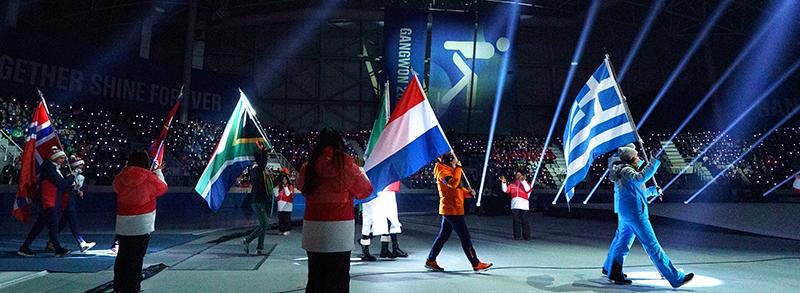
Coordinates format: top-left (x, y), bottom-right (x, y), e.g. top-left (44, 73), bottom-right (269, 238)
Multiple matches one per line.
top-left (434, 162), bottom-right (471, 215)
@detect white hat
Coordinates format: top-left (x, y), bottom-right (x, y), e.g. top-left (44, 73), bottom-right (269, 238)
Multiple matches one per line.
top-left (49, 146), bottom-right (66, 161)
top-left (618, 143), bottom-right (638, 162)
top-left (70, 155), bottom-right (85, 168)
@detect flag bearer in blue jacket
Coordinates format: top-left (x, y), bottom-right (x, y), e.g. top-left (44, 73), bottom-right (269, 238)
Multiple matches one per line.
top-left (602, 144), bottom-right (693, 288)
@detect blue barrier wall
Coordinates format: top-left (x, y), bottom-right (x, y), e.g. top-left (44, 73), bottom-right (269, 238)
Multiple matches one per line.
top-left (1, 186), bottom-right (443, 222)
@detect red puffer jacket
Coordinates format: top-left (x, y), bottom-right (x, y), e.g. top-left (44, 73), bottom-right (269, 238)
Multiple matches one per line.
top-left (113, 166), bottom-right (168, 235)
top-left (298, 148), bottom-right (372, 221)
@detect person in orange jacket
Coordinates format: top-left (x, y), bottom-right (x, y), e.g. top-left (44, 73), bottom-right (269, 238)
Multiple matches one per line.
top-left (425, 152), bottom-right (492, 272)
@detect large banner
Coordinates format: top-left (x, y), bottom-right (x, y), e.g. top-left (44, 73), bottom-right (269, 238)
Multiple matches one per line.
top-left (429, 5), bottom-right (516, 133)
top-left (0, 30), bottom-right (243, 120)
top-left (429, 11), bottom-right (475, 132)
top-left (383, 8), bottom-right (428, 105)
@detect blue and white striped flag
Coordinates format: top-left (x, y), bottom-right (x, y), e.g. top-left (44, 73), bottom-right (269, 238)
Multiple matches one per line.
top-left (562, 59), bottom-right (637, 200)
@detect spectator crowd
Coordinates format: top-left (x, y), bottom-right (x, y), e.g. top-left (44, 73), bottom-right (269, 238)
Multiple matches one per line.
top-left (0, 96), bottom-right (797, 197)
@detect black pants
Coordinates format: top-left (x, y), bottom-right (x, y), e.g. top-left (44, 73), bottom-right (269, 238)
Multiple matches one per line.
top-left (22, 207), bottom-right (61, 249)
top-left (306, 251), bottom-right (350, 293)
top-left (511, 209), bottom-right (531, 240)
top-left (278, 211), bottom-right (292, 232)
top-left (114, 234), bottom-right (150, 293)
top-left (427, 215), bottom-right (480, 266)
top-left (58, 195), bottom-right (85, 244)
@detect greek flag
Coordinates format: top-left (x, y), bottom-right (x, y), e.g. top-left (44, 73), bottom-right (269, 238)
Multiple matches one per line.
top-left (562, 59), bottom-right (637, 200)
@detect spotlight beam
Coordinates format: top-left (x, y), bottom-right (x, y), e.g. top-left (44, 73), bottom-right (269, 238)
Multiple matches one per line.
top-left (637, 0), bottom-right (733, 128)
top-left (685, 104), bottom-right (800, 204)
top-left (763, 170), bottom-right (800, 197)
top-left (477, 2), bottom-right (520, 207)
top-left (616, 0), bottom-right (665, 81)
top-left (252, 0), bottom-right (343, 90)
top-left (583, 168), bottom-right (609, 204)
top-left (654, 1), bottom-right (791, 159)
top-left (530, 0), bottom-right (601, 196)
top-left (663, 58), bottom-right (800, 192)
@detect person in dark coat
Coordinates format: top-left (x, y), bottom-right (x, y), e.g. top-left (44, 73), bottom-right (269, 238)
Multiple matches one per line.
top-left (242, 149), bottom-right (273, 255)
top-left (49, 155), bottom-right (96, 253)
top-left (18, 146), bottom-right (74, 257)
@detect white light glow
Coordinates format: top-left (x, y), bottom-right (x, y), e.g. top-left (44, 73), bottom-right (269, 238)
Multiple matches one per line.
top-left (624, 271), bottom-right (723, 288)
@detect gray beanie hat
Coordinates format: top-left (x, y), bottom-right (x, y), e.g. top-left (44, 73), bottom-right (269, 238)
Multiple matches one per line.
top-left (618, 143), bottom-right (638, 162)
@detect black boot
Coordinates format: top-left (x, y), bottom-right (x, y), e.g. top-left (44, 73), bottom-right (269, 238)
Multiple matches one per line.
top-left (608, 261), bottom-right (631, 285)
top-left (379, 240), bottom-right (396, 259)
top-left (391, 234), bottom-right (408, 257)
top-left (602, 267), bottom-right (626, 278)
top-left (361, 244), bottom-right (376, 261)
top-left (675, 273), bottom-right (694, 288)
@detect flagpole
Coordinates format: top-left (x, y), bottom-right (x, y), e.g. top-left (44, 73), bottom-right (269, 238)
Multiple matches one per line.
top-left (36, 89), bottom-right (72, 173)
top-left (604, 55), bottom-right (661, 202)
top-left (239, 89), bottom-right (279, 160)
top-left (151, 87), bottom-right (184, 170)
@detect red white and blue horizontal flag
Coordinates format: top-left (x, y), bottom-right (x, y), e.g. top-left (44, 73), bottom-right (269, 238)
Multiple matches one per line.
top-left (361, 74), bottom-right (452, 203)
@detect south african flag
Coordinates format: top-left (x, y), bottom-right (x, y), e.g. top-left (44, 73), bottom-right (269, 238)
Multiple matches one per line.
top-left (195, 91), bottom-right (270, 211)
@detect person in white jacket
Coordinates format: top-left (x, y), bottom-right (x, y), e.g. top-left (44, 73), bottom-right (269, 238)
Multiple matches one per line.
top-left (274, 174), bottom-right (295, 235)
top-left (500, 170), bottom-right (532, 240)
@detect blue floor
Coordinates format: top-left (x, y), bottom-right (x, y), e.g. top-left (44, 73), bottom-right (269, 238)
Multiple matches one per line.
top-left (0, 233), bottom-right (199, 273)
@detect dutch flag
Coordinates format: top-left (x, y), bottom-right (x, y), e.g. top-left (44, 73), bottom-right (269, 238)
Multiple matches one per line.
top-left (362, 74), bottom-right (452, 203)
top-left (562, 58), bottom-right (638, 201)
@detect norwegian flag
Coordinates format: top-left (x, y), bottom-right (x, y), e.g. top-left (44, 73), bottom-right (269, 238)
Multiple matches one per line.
top-left (149, 94), bottom-right (182, 169)
top-left (13, 100), bottom-right (63, 223)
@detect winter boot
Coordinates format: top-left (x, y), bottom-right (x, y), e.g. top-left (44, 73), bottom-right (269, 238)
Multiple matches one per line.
top-left (608, 261), bottom-right (632, 285)
top-left (390, 233), bottom-right (408, 257)
top-left (379, 237), bottom-right (396, 259)
top-left (361, 244), bottom-right (376, 261)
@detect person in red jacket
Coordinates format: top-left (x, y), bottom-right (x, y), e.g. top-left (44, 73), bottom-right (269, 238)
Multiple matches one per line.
top-left (274, 173), bottom-right (296, 235)
top-left (297, 128), bottom-right (372, 293)
top-left (500, 170), bottom-right (532, 240)
top-left (425, 152), bottom-right (492, 273)
top-left (112, 150), bottom-right (168, 293)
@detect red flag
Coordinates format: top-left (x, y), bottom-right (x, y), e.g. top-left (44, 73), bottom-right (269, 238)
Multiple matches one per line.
top-left (14, 101), bottom-right (61, 223)
top-left (149, 95), bottom-right (182, 169)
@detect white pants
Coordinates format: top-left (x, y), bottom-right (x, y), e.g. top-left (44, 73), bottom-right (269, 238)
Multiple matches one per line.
top-left (361, 191), bottom-right (402, 239)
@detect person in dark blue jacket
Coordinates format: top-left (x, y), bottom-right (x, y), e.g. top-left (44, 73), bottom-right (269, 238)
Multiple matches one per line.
top-left (602, 144), bottom-right (693, 288)
top-left (18, 147), bottom-right (74, 257)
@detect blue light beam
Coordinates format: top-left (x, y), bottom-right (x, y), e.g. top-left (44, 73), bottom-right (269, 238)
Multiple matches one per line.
top-left (477, 2), bottom-right (520, 207)
top-left (685, 104), bottom-right (800, 204)
top-left (530, 0), bottom-right (601, 194)
top-left (763, 170), bottom-right (800, 197)
top-left (253, 0), bottom-right (344, 90)
top-left (583, 168), bottom-right (609, 204)
top-left (616, 0), bottom-right (665, 81)
top-left (663, 58), bottom-right (800, 192)
top-left (637, 0), bottom-right (733, 127)
top-left (582, 0), bottom-right (665, 204)
top-left (653, 14), bottom-right (778, 159)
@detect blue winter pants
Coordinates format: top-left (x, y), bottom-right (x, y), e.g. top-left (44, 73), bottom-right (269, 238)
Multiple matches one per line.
top-left (602, 214), bottom-right (686, 287)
